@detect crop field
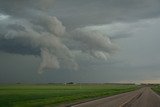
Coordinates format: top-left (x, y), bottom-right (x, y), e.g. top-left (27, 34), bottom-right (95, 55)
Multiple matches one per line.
top-left (0, 84), bottom-right (138, 107)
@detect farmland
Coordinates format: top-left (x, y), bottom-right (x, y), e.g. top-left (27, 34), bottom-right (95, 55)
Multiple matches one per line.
top-left (0, 84), bottom-right (138, 107)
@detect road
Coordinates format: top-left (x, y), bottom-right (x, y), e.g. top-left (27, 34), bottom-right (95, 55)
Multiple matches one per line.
top-left (71, 87), bottom-right (160, 107)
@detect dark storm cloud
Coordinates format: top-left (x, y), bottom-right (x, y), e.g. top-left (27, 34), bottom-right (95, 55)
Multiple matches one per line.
top-left (0, 0), bottom-right (55, 16)
top-left (0, 0), bottom-right (76, 73)
top-left (0, 0), bottom-right (117, 73)
top-left (1, 0), bottom-right (160, 83)
top-left (52, 0), bottom-right (160, 28)
top-left (0, 36), bottom-right (40, 55)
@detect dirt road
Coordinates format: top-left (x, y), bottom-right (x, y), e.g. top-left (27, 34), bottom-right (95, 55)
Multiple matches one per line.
top-left (71, 87), bottom-right (160, 107)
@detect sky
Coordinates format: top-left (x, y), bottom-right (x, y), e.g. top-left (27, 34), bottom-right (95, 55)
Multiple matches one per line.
top-left (0, 0), bottom-right (160, 83)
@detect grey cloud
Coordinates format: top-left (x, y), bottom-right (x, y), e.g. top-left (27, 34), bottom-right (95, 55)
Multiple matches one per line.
top-left (0, 0), bottom-right (77, 73)
top-left (1, 0), bottom-right (160, 83)
top-left (52, 0), bottom-right (160, 29)
top-left (0, 0), bottom-right (118, 73)
top-left (70, 29), bottom-right (117, 60)
top-left (0, 0), bottom-right (55, 16)
top-left (0, 15), bottom-right (78, 72)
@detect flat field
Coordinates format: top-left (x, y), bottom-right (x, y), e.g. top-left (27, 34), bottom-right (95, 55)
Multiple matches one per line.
top-left (0, 84), bottom-right (138, 107)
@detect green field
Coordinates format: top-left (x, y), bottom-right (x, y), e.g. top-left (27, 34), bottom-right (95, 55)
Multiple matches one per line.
top-left (0, 84), bottom-right (138, 107)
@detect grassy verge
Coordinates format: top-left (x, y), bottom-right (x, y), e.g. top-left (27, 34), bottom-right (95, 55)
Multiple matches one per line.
top-left (0, 84), bottom-right (138, 107)
top-left (151, 85), bottom-right (160, 94)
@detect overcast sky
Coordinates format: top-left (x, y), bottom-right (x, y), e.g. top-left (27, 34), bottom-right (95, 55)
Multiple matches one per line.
top-left (1, 0), bottom-right (160, 83)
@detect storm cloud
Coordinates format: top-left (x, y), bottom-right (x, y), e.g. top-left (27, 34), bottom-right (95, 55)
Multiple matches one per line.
top-left (52, 0), bottom-right (160, 29)
top-left (1, 0), bottom-right (160, 83)
top-left (0, 0), bottom-right (117, 73)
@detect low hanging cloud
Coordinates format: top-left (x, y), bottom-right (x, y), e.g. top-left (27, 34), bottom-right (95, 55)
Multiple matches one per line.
top-left (70, 28), bottom-right (117, 60)
top-left (0, 0), bottom-right (118, 73)
top-left (0, 14), bottom-right (78, 73)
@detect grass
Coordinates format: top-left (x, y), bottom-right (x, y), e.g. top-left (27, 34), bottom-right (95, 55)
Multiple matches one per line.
top-left (151, 85), bottom-right (160, 94)
top-left (0, 84), bottom-right (138, 107)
